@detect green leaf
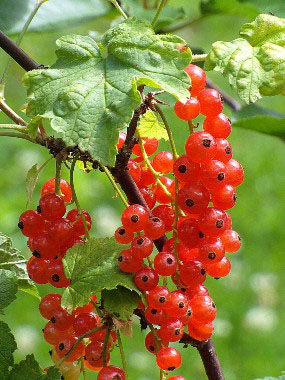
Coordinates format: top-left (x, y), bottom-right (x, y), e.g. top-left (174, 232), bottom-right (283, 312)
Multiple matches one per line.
top-left (240, 0), bottom-right (285, 18)
top-left (204, 14), bottom-right (285, 103)
top-left (137, 110), bottom-right (169, 140)
top-left (26, 115), bottom-right (47, 139)
top-left (0, 234), bottom-right (39, 299)
top-left (200, 0), bottom-right (259, 19)
top-left (254, 376), bottom-right (285, 380)
top-left (9, 354), bottom-right (61, 380)
top-left (102, 286), bottom-right (140, 321)
top-left (23, 18), bottom-right (191, 166)
top-left (25, 164), bottom-right (39, 205)
top-left (62, 237), bottom-right (139, 313)
top-left (0, 269), bottom-right (18, 313)
top-left (0, 0), bottom-right (111, 35)
top-left (121, 0), bottom-right (187, 31)
top-left (232, 104), bottom-right (285, 138)
top-left (0, 321), bottom-right (17, 379)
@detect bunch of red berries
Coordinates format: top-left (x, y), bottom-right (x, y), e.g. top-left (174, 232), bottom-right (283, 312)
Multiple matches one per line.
top-left (114, 64), bottom-right (244, 377)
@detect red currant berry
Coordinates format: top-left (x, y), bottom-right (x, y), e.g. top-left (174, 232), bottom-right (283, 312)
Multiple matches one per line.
top-left (200, 160), bottom-right (228, 191)
top-left (39, 193), bottom-right (66, 221)
top-left (177, 183), bottom-right (210, 214)
top-left (31, 233), bottom-right (60, 259)
top-left (73, 312), bottom-right (99, 336)
top-left (156, 347), bottom-right (182, 371)
top-left (198, 89), bottom-right (223, 116)
top-left (205, 256), bottom-right (231, 278)
top-left (185, 132), bottom-right (216, 163)
top-left (145, 330), bottom-right (165, 354)
top-left (185, 64), bottom-right (206, 96)
top-left (177, 219), bottom-right (205, 249)
top-left (166, 291), bottom-right (190, 318)
top-left (43, 321), bottom-right (66, 345)
top-left (26, 257), bottom-right (50, 284)
top-left (18, 210), bottom-right (45, 238)
top-left (121, 204), bottom-right (148, 233)
top-left (212, 185), bottom-right (237, 210)
top-left (198, 208), bottom-right (228, 237)
top-left (66, 209), bottom-right (92, 237)
top-left (147, 286), bottom-right (170, 310)
top-left (152, 205), bottom-right (175, 231)
top-left (128, 159), bottom-right (141, 184)
top-left (114, 226), bottom-right (134, 244)
top-left (152, 177), bottom-right (175, 205)
top-left (50, 307), bottom-right (75, 331)
top-left (179, 260), bottom-right (206, 287)
top-left (188, 320), bottom-right (213, 341)
top-left (134, 267), bottom-right (159, 291)
top-left (226, 159), bottom-right (244, 187)
top-left (214, 138), bottom-right (233, 162)
top-left (138, 164), bottom-right (155, 187)
top-left (97, 366), bottom-right (125, 380)
top-left (118, 249), bottom-right (143, 273)
top-left (190, 295), bottom-right (217, 323)
top-left (144, 217), bottom-right (165, 240)
top-left (174, 98), bottom-right (200, 120)
top-left (154, 252), bottom-right (177, 276)
top-left (47, 260), bottom-right (70, 288)
top-left (145, 307), bottom-right (168, 325)
top-left (139, 186), bottom-right (156, 209)
top-left (41, 178), bottom-right (72, 203)
top-left (185, 284), bottom-right (209, 299)
top-left (48, 218), bottom-right (74, 245)
top-left (85, 341), bottom-right (106, 367)
top-left (133, 137), bottom-right (158, 157)
top-left (152, 151), bottom-right (174, 174)
top-left (159, 318), bottom-right (184, 342)
top-left (173, 155), bottom-right (200, 184)
top-left (131, 235), bottom-right (154, 258)
top-left (203, 113), bottom-right (231, 138)
top-left (220, 229), bottom-right (241, 253)
top-left (39, 293), bottom-right (62, 320)
top-left (198, 237), bottom-right (225, 264)
top-left (55, 336), bottom-right (84, 362)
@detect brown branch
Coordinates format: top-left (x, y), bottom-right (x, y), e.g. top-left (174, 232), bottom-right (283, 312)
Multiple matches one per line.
top-left (0, 100), bottom-right (27, 125)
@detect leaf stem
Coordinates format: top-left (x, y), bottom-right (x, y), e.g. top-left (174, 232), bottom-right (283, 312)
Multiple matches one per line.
top-left (0, 131), bottom-right (37, 143)
top-left (70, 154), bottom-right (90, 239)
top-left (101, 165), bottom-right (129, 208)
top-left (110, 0), bottom-right (128, 19)
top-left (56, 326), bottom-right (104, 367)
top-left (155, 105), bottom-right (178, 160)
top-left (152, 0), bottom-right (167, 27)
top-left (0, 99), bottom-right (26, 126)
top-left (55, 155), bottom-right (63, 195)
top-left (102, 325), bottom-right (111, 367)
top-left (192, 53), bottom-right (208, 62)
top-left (80, 357), bottom-right (87, 380)
top-left (117, 330), bottom-right (128, 379)
top-left (0, 124), bottom-right (28, 133)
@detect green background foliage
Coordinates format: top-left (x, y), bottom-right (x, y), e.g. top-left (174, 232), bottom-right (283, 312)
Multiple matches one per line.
top-left (0, 0), bottom-right (284, 379)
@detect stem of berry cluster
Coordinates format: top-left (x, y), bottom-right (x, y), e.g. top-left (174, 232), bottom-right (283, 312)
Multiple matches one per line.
top-left (110, 0), bottom-right (128, 19)
top-left (152, 0), bottom-right (167, 27)
top-left (101, 165), bottom-right (129, 208)
top-left (117, 330), bottom-right (128, 379)
top-left (102, 325), bottom-right (112, 367)
top-left (55, 156), bottom-right (62, 195)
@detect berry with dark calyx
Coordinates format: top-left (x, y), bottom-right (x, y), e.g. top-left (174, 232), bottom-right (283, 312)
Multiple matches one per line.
top-left (185, 63), bottom-right (206, 96)
top-left (198, 238), bottom-right (225, 264)
top-left (90, 328), bottom-right (117, 344)
top-left (152, 205), bottom-right (175, 232)
top-left (118, 249), bottom-right (143, 273)
top-left (26, 257), bottom-right (50, 284)
top-left (31, 233), bottom-right (60, 259)
top-left (226, 159), bottom-right (244, 187)
top-left (39, 193), bottom-right (66, 221)
top-left (212, 185), bottom-right (237, 210)
top-left (128, 159), bottom-right (141, 184)
top-left (18, 210), bottom-right (45, 238)
top-left (39, 293), bottom-right (62, 320)
top-left (154, 252), bottom-right (177, 276)
top-left (43, 321), bottom-right (66, 345)
top-left (139, 186), bottom-right (156, 209)
top-left (66, 209), bottom-right (92, 237)
top-left (198, 88), bottom-right (223, 117)
top-left (133, 137), bottom-right (158, 157)
top-left (145, 307), bottom-right (168, 325)
top-left (114, 226), bottom-right (134, 244)
top-left (152, 176), bottom-right (175, 205)
top-left (179, 305), bottom-right (193, 325)
top-left (166, 291), bottom-right (190, 318)
top-left (156, 347), bottom-right (182, 371)
top-left (185, 132), bottom-right (217, 164)
top-left (214, 138), bottom-right (233, 163)
top-left (50, 307), bottom-right (75, 331)
top-left (190, 295), bottom-right (217, 323)
top-left (55, 336), bottom-right (84, 362)
top-left (177, 183), bottom-right (210, 214)
top-left (177, 218), bottom-right (205, 249)
top-left (188, 320), bottom-right (214, 341)
top-left (121, 204), bottom-right (149, 233)
top-left (173, 155), bottom-right (200, 184)
top-left (152, 151), bottom-right (174, 174)
top-left (174, 98), bottom-right (200, 121)
top-left (220, 229), bottom-right (241, 253)
top-left (159, 318), bottom-right (184, 342)
top-left (73, 312), bottom-right (99, 336)
top-left (131, 235), bottom-right (154, 258)
top-left (200, 160), bottom-right (228, 191)
top-left (134, 267), bottom-right (159, 291)
top-left (85, 341), bottom-right (109, 367)
top-left (47, 218), bottom-right (74, 245)
top-left (179, 260), bottom-right (206, 287)
top-left (41, 178), bottom-right (72, 203)
top-left (47, 260), bottom-right (70, 288)
top-left (147, 286), bottom-right (170, 310)
top-left (203, 113), bottom-right (231, 138)
top-left (144, 217), bottom-right (166, 240)
top-left (185, 284), bottom-right (209, 300)
top-left (205, 256), bottom-right (231, 278)
top-left (97, 365), bottom-right (125, 380)
top-left (198, 208), bottom-right (228, 237)
top-left (145, 330), bottom-right (165, 354)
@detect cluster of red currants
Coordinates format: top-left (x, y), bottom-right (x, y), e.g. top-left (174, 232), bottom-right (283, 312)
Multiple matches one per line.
top-left (114, 64), bottom-right (244, 377)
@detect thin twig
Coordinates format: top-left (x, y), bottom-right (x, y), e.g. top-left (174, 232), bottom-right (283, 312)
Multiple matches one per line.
top-left (102, 326), bottom-right (111, 367)
top-left (192, 53), bottom-right (208, 62)
top-left (55, 155), bottom-right (63, 195)
top-left (0, 131), bottom-right (37, 143)
top-left (0, 99), bottom-right (27, 125)
top-left (110, 0), bottom-right (128, 19)
top-left (155, 104), bottom-right (178, 160)
top-left (117, 330), bottom-right (128, 379)
top-left (0, 124), bottom-right (28, 133)
top-left (101, 165), bottom-right (129, 208)
top-left (151, 0), bottom-right (167, 27)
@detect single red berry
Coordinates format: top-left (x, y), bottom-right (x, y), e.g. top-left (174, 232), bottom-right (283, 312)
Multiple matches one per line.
top-left (198, 89), bottom-right (223, 116)
top-left (39, 293), bottom-right (62, 320)
top-left (131, 235), bottom-right (154, 258)
top-left (203, 113), bottom-right (231, 138)
top-left (26, 257), bottom-right (50, 284)
top-left (154, 252), bottom-right (177, 276)
top-left (159, 318), bottom-right (184, 342)
top-left (147, 286), bottom-right (170, 310)
top-left (226, 159), bottom-right (244, 187)
top-left (66, 209), bottom-right (92, 237)
top-left (152, 177), bottom-right (175, 205)
top-left (85, 341), bottom-right (105, 367)
top-left (97, 366), bottom-right (125, 380)
top-left (128, 159), bottom-right (141, 184)
top-left (133, 137), bottom-right (158, 157)
top-left (214, 138), bottom-right (233, 163)
top-left (198, 208), bottom-right (228, 237)
top-left (200, 160), bottom-right (228, 191)
top-left (173, 155), bottom-right (200, 184)
top-left (134, 267), bottom-right (159, 291)
top-left (139, 186), bottom-right (156, 209)
top-left (121, 204), bottom-right (149, 233)
top-left (145, 330), bottom-right (165, 354)
top-left (152, 151), bottom-right (174, 174)
top-left (205, 256), bottom-right (231, 278)
top-left (185, 284), bottom-right (209, 300)
top-left (41, 178), bottom-right (72, 203)
top-left (50, 307), bottom-right (75, 331)
top-left (174, 98), bottom-right (200, 120)
top-left (47, 260), bottom-right (70, 288)
top-left (156, 347), bottom-right (182, 371)
top-left (220, 229), bottom-right (241, 253)
top-left (185, 64), bottom-right (206, 96)
top-left (179, 260), bottom-right (206, 287)
top-left (138, 164), bottom-right (156, 187)
top-left (188, 320), bottom-right (213, 341)
top-left (185, 132), bottom-right (217, 163)
top-left (55, 336), bottom-right (84, 362)
top-left (118, 249), bottom-right (143, 273)
top-left (39, 193), bottom-right (66, 221)
top-left (212, 185), bottom-right (237, 210)
top-left (179, 305), bottom-right (193, 325)
top-left (31, 233), bottom-right (60, 260)
top-left (144, 217), bottom-right (166, 240)
top-left (18, 210), bottom-right (45, 238)
top-left (47, 218), bottom-right (74, 245)
top-left (168, 377), bottom-right (187, 380)
top-left (73, 312), bottom-right (99, 336)
top-left (198, 237), bottom-right (225, 264)
top-left (177, 183), bottom-right (210, 214)
top-left (145, 307), bottom-right (168, 325)
top-left (42, 321), bottom-right (66, 345)
top-left (166, 291), bottom-right (190, 318)
top-left (177, 219), bottom-right (205, 249)
top-left (114, 226), bottom-right (134, 244)
top-left (152, 205), bottom-right (175, 231)
top-left (190, 295), bottom-right (217, 323)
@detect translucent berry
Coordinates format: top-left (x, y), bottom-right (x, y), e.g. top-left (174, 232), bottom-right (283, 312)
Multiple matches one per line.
top-left (118, 249), bottom-right (143, 273)
top-left (166, 291), bottom-right (190, 318)
top-left (26, 257), bottom-right (50, 284)
top-left (198, 208), bottom-right (228, 237)
top-left (131, 235), bottom-right (154, 258)
top-left (152, 177), bottom-right (175, 205)
top-left (43, 321), bottom-right (66, 345)
top-left (190, 295), bottom-right (217, 323)
top-left (212, 185), bottom-right (237, 210)
top-left (18, 210), bottom-right (45, 238)
top-left (156, 347), bottom-right (182, 371)
top-left (139, 186), bottom-right (156, 209)
top-left (48, 218), bottom-right (74, 245)
top-left (179, 260), bottom-right (206, 287)
top-left (55, 336), bottom-right (84, 362)
top-left (174, 98), bottom-right (200, 120)
top-left (114, 226), bottom-right (134, 244)
top-left (147, 286), bottom-right (170, 310)
top-left (134, 267), bottom-right (159, 291)
top-left (203, 113), bottom-right (231, 138)
top-left (121, 204), bottom-right (148, 233)
top-left (185, 64), bottom-right (206, 96)
top-left (152, 151), bottom-right (174, 174)
top-left (66, 209), bottom-right (92, 236)
top-left (97, 365), bottom-right (125, 380)
top-left (159, 318), bottom-right (184, 342)
top-left (226, 159), bottom-right (244, 187)
top-left (173, 155), bottom-right (200, 184)
top-left (39, 193), bottom-right (66, 221)
top-left (152, 205), bottom-right (175, 231)
top-left (214, 138), bottom-right (233, 163)
top-left (39, 293), bottom-right (62, 320)
top-left (198, 238), bottom-right (225, 264)
top-left (144, 217), bottom-right (165, 240)
top-left (154, 252), bottom-right (177, 276)
top-left (185, 132), bottom-right (217, 163)
top-left (220, 229), bottom-right (241, 253)
top-left (73, 312), bottom-right (99, 336)
top-left (133, 137), bottom-right (158, 157)
top-left (205, 256), bottom-right (231, 278)
top-left (145, 307), bottom-right (168, 325)
top-left (177, 183), bottom-right (210, 214)
top-left (185, 284), bottom-right (209, 300)
top-left (200, 160), bottom-right (228, 191)
top-left (50, 307), bottom-right (75, 331)
top-left (198, 89), bottom-right (223, 116)
top-left (145, 330), bottom-right (165, 354)
top-left (31, 233), bottom-right (60, 259)
top-left (188, 320), bottom-right (213, 341)
top-left (41, 178), bottom-right (72, 203)
top-left (47, 260), bottom-right (70, 288)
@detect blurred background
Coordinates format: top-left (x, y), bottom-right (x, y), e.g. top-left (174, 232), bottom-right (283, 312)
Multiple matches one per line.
top-left (0, 0), bottom-right (284, 379)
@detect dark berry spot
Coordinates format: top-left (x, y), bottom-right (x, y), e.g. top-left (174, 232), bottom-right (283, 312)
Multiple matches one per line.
top-left (152, 217), bottom-right (160, 223)
top-left (48, 350), bottom-right (52, 356)
top-left (187, 309), bottom-right (192, 316)
top-left (18, 221), bottom-right (24, 230)
top-left (233, 194), bottom-right (237, 201)
top-left (131, 214), bottom-right (139, 223)
top-left (185, 199), bottom-right (194, 207)
top-left (118, 228), bottom-right (125, 235)
top-left (225, 147), bottom-right (231, 154)
top-left (168, 366), bottom-right (175, 371)
top-left (32, 250), bottom-right (41, 258)
top-left (217, 173), bottom-right (225, 181)
top-left (212, 302), bottom-right (216, 308)
top-left (166, 257), bottom-right (173, 264)
top-left (142, 275), bottom-right (148, 282)
top-left (199, 231), bottom-right (205, 239)
top-left (181, 288), bottom-right (187, 293)
top-left (208, 252), bottom-right (216, 260)
top-left (58, 343), bottom-right (64, 351)
top-left (36, 205), bottom-right (42, 214)
top-left (137, 238), bottom-right (144, 245)
top-left (238, 235), bottom-right (241, 241)
top-left (52, 274), bottom-right (60, 283)
top-left (118, 256), bottom-right (123, 262)
top-left (151, 309), bottom-right (157, 315)
top-left (216, 219), bottom-right (224, 229)
top-left (84, 356), bottom-right (86, 360)
top-left (175, 329), bottom-right (181, 335)
top-left (159, 296), bottom-right (166, 304)
top-left (149, 345), bottom-right (155, 352)
top-left (201, 268), bottom-right (206, 276)
top-left (178, 301), bottom-right (184, 309)
top-left (202, 138), bottom-right (211, 148)
top-left (178, 164), bottom-right (187, 173)
top-left (51, 316), bottom-right (56, 323)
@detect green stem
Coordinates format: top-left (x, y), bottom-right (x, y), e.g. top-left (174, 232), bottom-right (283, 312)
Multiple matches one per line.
top-left (151, 0), bottom-right (167, 27)
top-left (188, 120), bottom-right (194, 134)
top-left (155, 105), bottom-right (178, 160)
top-left (0, 0), bottom-right (48, 93)
top-left (0, 131), bottom-right (37, 143)
top-left (0, 124), bottom-right (28, 133)
top-left (70, 154), bottom-right (90, 239)
top-left (0, 99), bottom-right (26, 126)
top-left (102, 326), bottom-right (111, 367)
top-left (56, 326), bottom-right (104, 367)
top-left (90, 300), bottom-right (104, 317)
top-left (110, 0), bottom-right (128, 19)
top-left (55, 156), bottom-right (62, 195)
top-left (80, 357), bottom-right (87, 380)
top-left (101, 165), bottom-right (129, 208)
top-left (117, 330), bottom-right (128, 380)
top-left (192, 53), bottom-right (208, 62)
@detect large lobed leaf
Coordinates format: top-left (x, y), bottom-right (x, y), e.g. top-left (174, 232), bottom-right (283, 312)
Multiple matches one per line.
top-left (23, 18), bottom-right (191, 166)
top-left (205, 14), bottom-right (285, 103)
top-left (9, 354), bottom-right (60, 380)
top-left (0, 269), bottom-right (18, 313)
top-left (0, 321), bottom-right (17, 379)
top-left (61, 237), bottom-right (139, 313)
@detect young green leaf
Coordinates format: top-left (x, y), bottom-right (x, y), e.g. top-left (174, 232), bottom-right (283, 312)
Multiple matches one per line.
top-left (205, 14), bottom-right (285, 103)
top-left (0, 321), bottom-right (17, 379)
top-left (137, 110), bottom-right (169, 141)
top-left (23, 18), bottom-right (191, 166)
top-left (0, 269), bottom-right (18, 313)
top-left (102, 286), bottom-right (140, 321)
top-left (0, 234), bottom-right (39, 299)
top-left (232, 104), bottom-right (285, 139)
top-left (9, 354), bottom-right (61, 380)
top-left (61, 237), bottom-right (139, 313)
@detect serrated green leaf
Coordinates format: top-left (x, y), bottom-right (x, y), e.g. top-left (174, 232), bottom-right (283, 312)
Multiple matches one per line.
top-left (23, 18), bottom-right (191, 166)
top-left (0, 321), bottom-right (17, 379)
top-left (0, 269), bottom-right (18, 313)
top-left (254, 376), bottom-right (285, 380)
top-left (0, 0), bottom-right (111, 35)
top-left (0, 234), bottom-right (40, 299)
top-left (62, 237), bottom-right (139, 313)
top-left (25, 164), bottom-right (39, 205)
top-left (9, 354), bottom-right (61, 380)
top-left (102, 286), bottom-right (140, 321)
top-left (240, 0), bottom-right (285, 18)
top-left (137, 110), bottom-right (169, 141)
top-left (26, 115), bottom-right (47, 139)
top-left (200, 0), bottom-right (259, 19)
top-left (232, 104), bottom-right (285, 138)
top-left (205, 14), bottom-right (285, 103)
